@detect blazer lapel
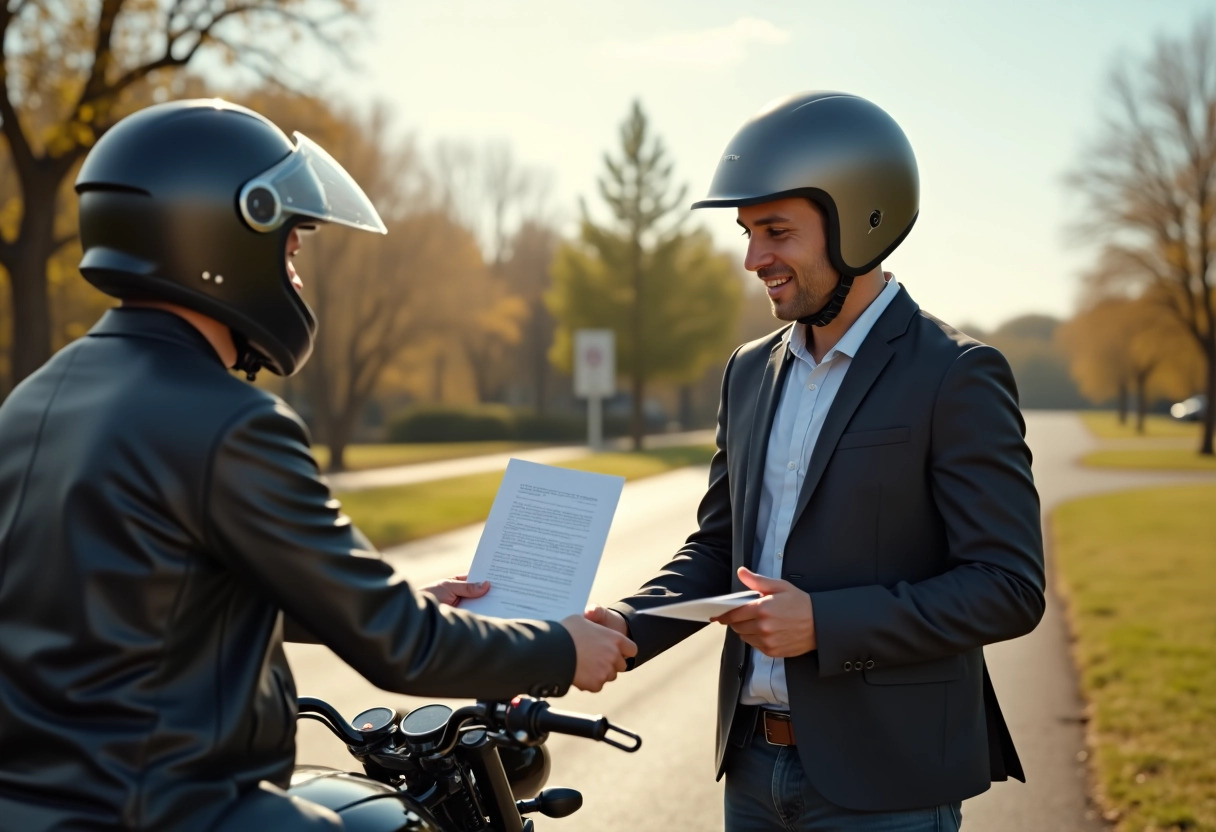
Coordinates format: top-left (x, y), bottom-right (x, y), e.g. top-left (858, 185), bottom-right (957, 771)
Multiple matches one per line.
top-left (741, 338), bottom-right (792, 570)
top-left (791, 288), bottom-right (917, 525)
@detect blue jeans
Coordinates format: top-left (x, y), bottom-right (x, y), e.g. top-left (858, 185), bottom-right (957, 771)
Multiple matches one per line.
top-left (724, 732), bottom-right (963, 831)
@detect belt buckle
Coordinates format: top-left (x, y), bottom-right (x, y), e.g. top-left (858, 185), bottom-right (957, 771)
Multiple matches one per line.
top-left (762, 711), bottom-right (792, 746)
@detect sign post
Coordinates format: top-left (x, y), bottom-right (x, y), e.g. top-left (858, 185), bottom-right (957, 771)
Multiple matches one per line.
top-left (573, 329), bottom-right (615, 450)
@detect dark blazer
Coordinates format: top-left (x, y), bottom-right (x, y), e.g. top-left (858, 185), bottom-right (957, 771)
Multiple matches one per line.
top-left (0, 308), bottom-right (575, 831)
top-left (612, 286), bottom-right (1045, 811)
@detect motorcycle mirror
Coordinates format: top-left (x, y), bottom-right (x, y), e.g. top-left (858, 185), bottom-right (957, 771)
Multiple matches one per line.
top-left (517, 787), bottom-right (582, 819)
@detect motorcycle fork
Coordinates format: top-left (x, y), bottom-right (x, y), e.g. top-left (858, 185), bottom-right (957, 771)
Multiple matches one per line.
top-left (458, 735), bottom-right (525, 832)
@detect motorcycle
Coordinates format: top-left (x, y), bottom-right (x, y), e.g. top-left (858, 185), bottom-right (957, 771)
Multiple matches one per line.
top-left (288, 695), bottom-right (642, 831)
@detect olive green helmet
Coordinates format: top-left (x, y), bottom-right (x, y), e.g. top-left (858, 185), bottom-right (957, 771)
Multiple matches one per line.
top-left (693, 91), bottom-right (918, 324)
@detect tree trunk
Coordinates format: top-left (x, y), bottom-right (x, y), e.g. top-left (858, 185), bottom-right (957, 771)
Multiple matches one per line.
top-left (530, 300), bottom-right (550, 415)
top-left (679, 385), bottom-right (693, 431)
top-left (325, 403), bottom-right (361, 474)
top-left (630, 242), bottom-right (644, 451)
top-left (466, 343), bottom-right (495, 403)
top-left (328, 436), bottom-right (349, 473)
top-left (5, 175), bottom-right (59, 386)
top-left (532, 340), bottom-right (548, 415)
top-left (1201, 353), bottom-right (1215, 456)
top-left (1134, 371), bottom-right (1149, 435)
top-left (432, 352), bottom-right (446, 403)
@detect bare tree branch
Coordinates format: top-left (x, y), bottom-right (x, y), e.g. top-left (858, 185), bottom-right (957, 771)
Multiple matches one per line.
top-left (0, 1), bottom-right (34, 172)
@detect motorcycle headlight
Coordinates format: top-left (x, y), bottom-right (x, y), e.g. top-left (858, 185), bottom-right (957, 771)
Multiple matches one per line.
top-left (498, 743), bottom-right (551, 800)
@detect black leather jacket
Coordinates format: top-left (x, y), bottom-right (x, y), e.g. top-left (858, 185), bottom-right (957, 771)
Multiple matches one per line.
top-left (0, 308), bottom-right (575, 831)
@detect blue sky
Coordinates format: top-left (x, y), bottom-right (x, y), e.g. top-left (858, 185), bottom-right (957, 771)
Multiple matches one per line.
top-left (309, 0), bottom-right (1216, 331)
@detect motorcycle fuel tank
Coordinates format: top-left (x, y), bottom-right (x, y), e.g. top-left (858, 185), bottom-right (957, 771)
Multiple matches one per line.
top-left (290, 765), bottom-right (442, 832)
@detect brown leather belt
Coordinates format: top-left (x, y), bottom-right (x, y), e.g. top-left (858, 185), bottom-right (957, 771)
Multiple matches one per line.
top-left (758, 710), bottom-right (796, 746)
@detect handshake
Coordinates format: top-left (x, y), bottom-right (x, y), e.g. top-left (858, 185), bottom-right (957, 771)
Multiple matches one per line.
top-left (428, 563), bottom-right (816, 693)
top-left (423, 576), bottom-right (635, 694)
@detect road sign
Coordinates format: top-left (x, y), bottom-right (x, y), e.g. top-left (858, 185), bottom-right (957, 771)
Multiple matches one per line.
top-left (574, 329), bottom-right (615, 399)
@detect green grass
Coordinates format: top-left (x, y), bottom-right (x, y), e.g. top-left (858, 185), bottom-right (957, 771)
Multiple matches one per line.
top-left (1082, 448), bottom-right (1216, 471)
top-left (1080, 411), bottom-right (1203, 440)
top-left (1053, 485), bottom-right (1216, 831)
top-left (336, 444), bottom-right (715, 550)
top-left (311, 441), bottom-right (544, 472)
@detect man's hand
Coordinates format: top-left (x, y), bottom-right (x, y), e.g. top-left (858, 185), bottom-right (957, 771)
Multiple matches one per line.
top-left (421, 574), bottom-right (490, 607)
top-left (584, 604), bottom-right (629, 637)
top-left (561, 614), bottom-right (637, 693)
top-left (712, 567), bottom-right (816, 658)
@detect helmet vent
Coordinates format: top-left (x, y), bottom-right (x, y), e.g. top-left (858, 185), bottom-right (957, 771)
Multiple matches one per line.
top-left (869, 210), bottom-right (882, 229)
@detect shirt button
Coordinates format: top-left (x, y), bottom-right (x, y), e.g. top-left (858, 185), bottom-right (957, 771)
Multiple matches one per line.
top-left (787, 461), bottom-right (796, 470)
top-left (807, 382), bottom-right (817, 391)
top-left (776, 550), bottom-right (783, 559)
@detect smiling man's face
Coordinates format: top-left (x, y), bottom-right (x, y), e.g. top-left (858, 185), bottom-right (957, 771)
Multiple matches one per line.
top-left (737, 197), bottom-right (839, 322)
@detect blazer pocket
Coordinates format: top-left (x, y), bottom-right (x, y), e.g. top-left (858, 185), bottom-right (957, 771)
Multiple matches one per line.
top-left (863, 653), bottom-right (962, 685)
top-left (836, 426), bottom-right (911, 450)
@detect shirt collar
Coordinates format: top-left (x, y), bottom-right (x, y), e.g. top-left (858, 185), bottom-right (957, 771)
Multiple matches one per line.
top-left (787, 273), bottom-right (901, 365)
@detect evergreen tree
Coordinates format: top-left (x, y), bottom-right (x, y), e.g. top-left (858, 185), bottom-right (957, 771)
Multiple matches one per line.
top-left (548, 100), bottom-right (741, 448)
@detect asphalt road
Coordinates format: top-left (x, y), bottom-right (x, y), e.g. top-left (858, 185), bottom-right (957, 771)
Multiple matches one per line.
top-left (288, 411), bottom-right (1215, 830)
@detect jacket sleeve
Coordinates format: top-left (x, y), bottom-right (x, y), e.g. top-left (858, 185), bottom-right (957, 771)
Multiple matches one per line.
top-left (810, 345), bottom-right (1046, 674)
top-left (609, 349), bottom-right (739, 666)
top-left (203, 397), bottom-right (576, 700)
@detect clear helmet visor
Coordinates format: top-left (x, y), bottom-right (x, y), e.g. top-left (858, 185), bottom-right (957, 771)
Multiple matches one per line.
top-left (238, 132), bottom-right (387, 234)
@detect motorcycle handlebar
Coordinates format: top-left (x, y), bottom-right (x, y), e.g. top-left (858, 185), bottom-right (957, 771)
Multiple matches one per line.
top-left (297, 697), bottom-right (369, 746)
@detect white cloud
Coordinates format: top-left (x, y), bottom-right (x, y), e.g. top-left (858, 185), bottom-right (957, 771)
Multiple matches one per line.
top-left (601, 18), bottom-right (791, 70)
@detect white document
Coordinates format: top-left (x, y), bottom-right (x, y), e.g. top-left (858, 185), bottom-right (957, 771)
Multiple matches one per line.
top-left (460, 459), bottom-right (625, 620)
top-left (636, 590), bottom-right (763, 622)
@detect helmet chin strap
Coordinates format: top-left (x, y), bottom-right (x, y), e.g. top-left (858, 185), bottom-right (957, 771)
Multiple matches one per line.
top-left (797, 273), bottom-right (855, 327)
top-left (231, 331), bottom-right (265, 381)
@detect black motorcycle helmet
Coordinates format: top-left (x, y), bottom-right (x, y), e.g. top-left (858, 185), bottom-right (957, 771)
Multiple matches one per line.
top-left (693, 91), bottom-right (919, 326)
top-left (75, 98), bottom-right (386, 377)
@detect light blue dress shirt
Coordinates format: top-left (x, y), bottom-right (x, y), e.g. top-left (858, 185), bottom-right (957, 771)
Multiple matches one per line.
top-left (741, 275), bottom-right (900, 708)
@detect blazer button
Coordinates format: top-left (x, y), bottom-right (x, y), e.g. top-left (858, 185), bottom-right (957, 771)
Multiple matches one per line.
top-left (865, 660), bottom-right (875, 669)
top-left (843, 661), bottom-right (853, 671)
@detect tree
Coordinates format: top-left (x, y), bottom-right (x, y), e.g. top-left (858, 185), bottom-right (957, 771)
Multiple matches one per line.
top-left (1068, 18), bottom-right (1216, 453)
top-left (981, 315), bottom-right (1087, 411)
top-left (429, 140), bottom-right (549, 405)
top-left (249, 93), bottom-right (480, 472)
top-left (0, 0), bottom-right (361, 390)
top-left (553, 99), bottom-right (713, 449)
top-left (548, 225), bottom-right (742, 443)
top-left (1058, 292), bottom-right (1201, 430)
top-left (501, 219), bottom-right (561, 413)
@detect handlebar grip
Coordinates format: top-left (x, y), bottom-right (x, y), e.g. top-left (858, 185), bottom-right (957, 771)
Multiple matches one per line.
top-left (503, 697), bottom-right (605, 740)
top-left (534, 706), bottom-right (609, 740)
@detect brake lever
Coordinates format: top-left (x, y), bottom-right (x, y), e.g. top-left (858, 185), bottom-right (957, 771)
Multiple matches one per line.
top-left (600, 722), bottom-right (642, 752)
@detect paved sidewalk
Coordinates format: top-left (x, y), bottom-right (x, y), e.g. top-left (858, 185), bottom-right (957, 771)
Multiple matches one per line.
top-left (322, 429), bottom-right (715, 492)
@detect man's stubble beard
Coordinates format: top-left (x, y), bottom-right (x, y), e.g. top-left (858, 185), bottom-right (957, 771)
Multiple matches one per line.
top-left (771, 250), bottom-right (839, 322)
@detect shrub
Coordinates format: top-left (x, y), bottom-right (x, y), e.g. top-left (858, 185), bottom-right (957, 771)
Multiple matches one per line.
top-left (386, 406), bottom-right (639, 443)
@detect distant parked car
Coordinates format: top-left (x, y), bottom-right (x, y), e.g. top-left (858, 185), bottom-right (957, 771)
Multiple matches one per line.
top-left (1169, 394), bottom-right (1207, 422)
